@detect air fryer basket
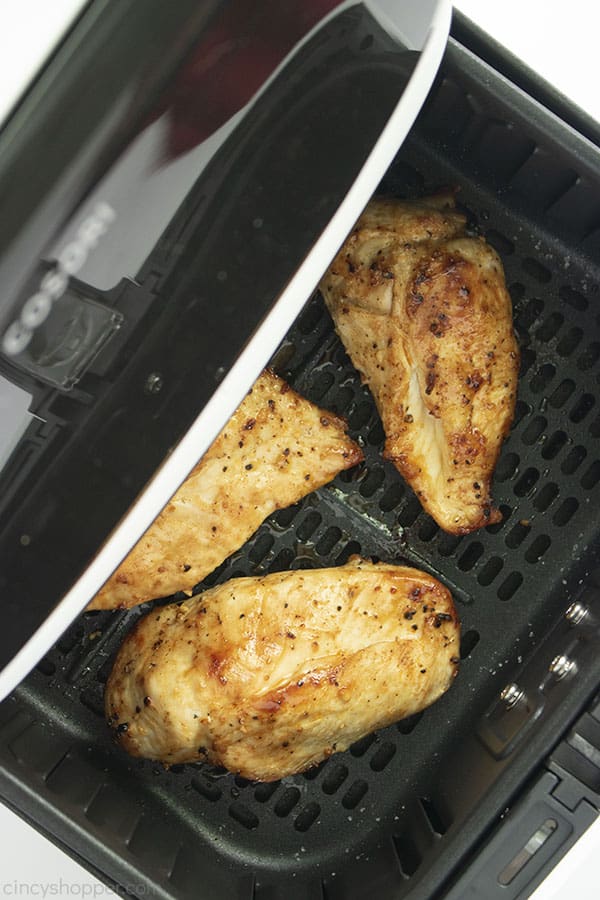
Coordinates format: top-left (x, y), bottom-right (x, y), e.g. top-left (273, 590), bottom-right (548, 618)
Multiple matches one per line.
top-left (2, 30), bottom-right (600, 900)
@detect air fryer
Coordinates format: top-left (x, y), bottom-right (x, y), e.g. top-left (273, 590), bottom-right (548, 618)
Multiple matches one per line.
top-left (1, 3), bottom-right (600, 900)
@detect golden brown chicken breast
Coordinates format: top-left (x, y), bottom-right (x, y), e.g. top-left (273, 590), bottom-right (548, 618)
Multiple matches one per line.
top-left (88, 370), bottom-right (363, 610)
top-left (320, 193), bottom-right (519, 534)
top-left (105, 557), bottom-right (459, 781)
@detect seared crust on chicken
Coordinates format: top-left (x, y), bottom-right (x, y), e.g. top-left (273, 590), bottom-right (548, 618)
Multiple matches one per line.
top-left (105, 557), bottom-right (459, 780)
top-left (88, 371), bottom-right (363, 610)
top-left (320, 194), bottom-right (519, 534)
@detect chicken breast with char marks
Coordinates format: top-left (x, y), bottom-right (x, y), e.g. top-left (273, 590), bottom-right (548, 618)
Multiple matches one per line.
top-left (105, 558), bottom-right (459, 781)
top-left (88, 370), bottom-right (363, 610)
top-left (320, 193), bottom-right (519, 534)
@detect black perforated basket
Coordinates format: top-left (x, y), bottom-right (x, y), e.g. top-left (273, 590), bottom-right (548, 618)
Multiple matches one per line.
top-left (2, 19), bottom-right (600, 900)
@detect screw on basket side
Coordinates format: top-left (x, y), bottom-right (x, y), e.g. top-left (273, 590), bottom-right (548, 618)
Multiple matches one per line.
top-left (548, 654), bottom-right (576, 681)
top-left (500, 683), bottom-right (525, 709)
top-left (565, 601), bottom-right (588, 626)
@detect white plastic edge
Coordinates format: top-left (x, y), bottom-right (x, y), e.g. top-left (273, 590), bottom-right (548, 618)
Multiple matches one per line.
top-left (0, 0), bottom-right (452, 702)
top-left (529, 814), bottom-right (600, 899)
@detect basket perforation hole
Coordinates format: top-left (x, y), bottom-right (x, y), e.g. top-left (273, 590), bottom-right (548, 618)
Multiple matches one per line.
top-left (420, 796), bottom-right (450, 836)
top-left (553, 497), bottom-right (579, 526)
top-left (418, 517), bottom-right (439, 543)
top-left (557, 327), bottom-right (583, 357)
top-left (578, 341), bottom-right (600, 371)
top-left (303, 760), bottom-right (327, 781)
top-left (548, 379), bottom-right (576, 408)
top-left (519, 347), bottom-right (537, 376)
top-left (268, 547), bottom-right (296, 573)
top-left (254, 782), bottom-right (279, 803)
top-left (477, 557), bottom-right (504, 586)
top-left (379, 481), bottom-right (405, 512)
top-left (513, 400), bottom-right (531, 429)
top-left (398, 495), bottom-right (423, 528)
top-left (535, 312), bottom-right (564, 343)
top-left (534, 482), bottom-right (559, 511)
top-left (291, 556), bottom-right (317, 570)
top-left (367, 420), bottom-right (385, 446)
top-left (350, 733), bottom-right (376, 757)
top-left (296, 511), bottom-right (322, 542)
top-left (562, 446), bottom-right (587, 475)
top-left (233, 775), bottom-right (251, 789)
top-left (321, 763), bottom-right (349, 795)
top-left (348, 400), bottom-right (374, 430)
top-left (509, 282), bottom-right (525, 305)
top-left (497, 571), bottom-right (524, 601)
top-left (437, 533), bottom-right (464, 556)
top-left (329, 386), bottom-right (354, 414)
top-left (514, 467), bottom-right (540, 497)
top-left (589, 415), bottom-right (600, 439)
top-left (486, 504), bottom-right (513, 535)
top-left (309, 370), bottom-right (334, 400)
top-left (192, 776), bottom-right (222, 802)
top-left (505, 521), bottom-right (531, 549)
top-left (334, 345), bottom-right (353, 369)
top-left (457, 542), bottom-right (484, 571)
top-left (338, 466), bottom-right (362, 485)
top-left (359, 467), bottom-right (386, 498)
top-left (393, 834), bottom-right (421, 877)
top-left (495, 452), bottom-right (520, 482)
top-left (519, 347), bottom-right (556, 384)
top-left (248, 533), bottom-right (274, 566)
top-left (298, 301), bottom-right (324, 334)
top-left (335, 540), bottom-right (362, 565)
top-left (370, 741), bottom-right (396, 772)
top-left (341, 779), bottom-right (369, 810)
top-left (522, 258), bottom-right (552, 283)
top-left (274, 505), bottom-right (300, 529)
top-left (315, 527), bottom-right (342, 556)
top-left (559, 285), bottom-right (588, 311)
top-left (516, 298), bottom-right (544, 329)
top-left (485, 229), bottom-right (515, 255)
top-left (542, 431), bottom-right (568, 460)
top-left (522, 415), bottom-right (547, 445)
top-left (581, 461), bottom-right (600, 490)
top-left (228, 802), bottom-right (259, 830)
top-left (460, 630), bottom-right (480, 659)
top-left (525, 534), bottom-right (551, 563)
top-left (570, 393), bottom-right (595, 423)
top-left (397, 712), bottom-right (424, 735)
top-left (273, 787), bottom-right (301, 817)
top-left (294, 802), bottom-right (321, 832)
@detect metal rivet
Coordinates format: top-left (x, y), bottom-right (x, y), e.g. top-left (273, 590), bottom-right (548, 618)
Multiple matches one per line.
top-left (145, 372), bottom-right (163, 395)
top-left (565, 601), bottom-right (588, 626)
top-left (549, 654), bottom-right (576, 680)
top-left (500, 683), bottom-right (524, 708)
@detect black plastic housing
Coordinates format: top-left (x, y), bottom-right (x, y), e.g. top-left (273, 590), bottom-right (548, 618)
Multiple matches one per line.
top-left (1, 14), bottom-right (600, 900)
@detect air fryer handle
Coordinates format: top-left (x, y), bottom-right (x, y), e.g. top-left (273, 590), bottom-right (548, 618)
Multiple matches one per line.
top-left (442, 767), bottom-right (598, 899)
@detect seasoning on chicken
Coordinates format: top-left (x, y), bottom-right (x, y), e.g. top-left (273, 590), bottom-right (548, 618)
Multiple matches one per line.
top-left (88, 370), bottom-right (363, 611)
top-left (105, 557), bottom-right (459, 781)
top-left (320, 193), bottom-right (519, 534)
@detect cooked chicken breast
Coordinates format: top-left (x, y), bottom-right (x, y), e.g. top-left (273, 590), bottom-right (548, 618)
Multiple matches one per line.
top-left (105, 558), bottom-right (459, 781)
top-left (88, 371), bottom-right (363, 610)
top-left (320, 194), bottom-right (519, 534)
